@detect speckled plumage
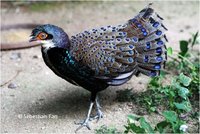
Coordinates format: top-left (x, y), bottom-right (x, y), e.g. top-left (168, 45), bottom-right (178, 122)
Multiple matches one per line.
top-left (69, 6), bottom-right (167, 85)
top-left (30, 4), bottom-right (168, 131)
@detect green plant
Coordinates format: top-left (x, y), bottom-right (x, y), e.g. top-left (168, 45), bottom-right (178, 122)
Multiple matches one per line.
top-left (156, 111), bottom-right (186, 133)
top-left (114, 32), bottom-right (199, 133)
top-left (138, 31), bottom-right (199, 113)
top-left (95, 125), bottom-right (121, 134)
top-left (131, 73), bottom-right (192, 114)
top-left (125, 111), bottom-right (186, 134)
top-left (167, 31), bottom-right (200, 96)
top-left (162, 73), bottom-right (192, 113)
top-left (124, 114), bottom-right (154, 133)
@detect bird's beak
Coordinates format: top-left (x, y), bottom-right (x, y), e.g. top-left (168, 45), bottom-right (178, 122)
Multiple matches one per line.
top-left (29, 36), bottom-right (37, 42)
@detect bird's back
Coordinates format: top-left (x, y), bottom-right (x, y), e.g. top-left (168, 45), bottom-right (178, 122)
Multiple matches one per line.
top-left (69, 4), bottom-right (167, 86)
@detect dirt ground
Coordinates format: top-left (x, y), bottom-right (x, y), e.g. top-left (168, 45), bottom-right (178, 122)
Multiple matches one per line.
top-left (1, 1), bottom-right (199, 133)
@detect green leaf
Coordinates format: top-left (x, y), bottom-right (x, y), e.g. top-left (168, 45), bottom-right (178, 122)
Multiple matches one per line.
top-left (177, 86), bottom-right (189, 100)
top-left (148, 77), bottom-right (160, 88)
top-left (155, 121), bottom-right (170, 133)
top-left (127, 114), bottom-right (140, 122)
top-left (179, 40), bottom-right (188, 56)
top-left (150, 107), bottom-right (156, 112)
top-left (163, 111), bottom-right (177, 123)
top-left (179, 73), bottom-right (192, 86)
top-left (169, 90), bottom-right (176, 97)
top-left (124, 126), bottom-right (129, 134)
top-left (174, 101), bottom-right (191, 112)
top-left (167, 47), bottom-right (173, 55)
top-left (192, 31), bottom-right (199, 47)
top-left (139, 117), bottom-right (155, 133)
top-left (177, 61), bottom-right (184, 69)
top-left (128, 123), bottom-right (146, 133)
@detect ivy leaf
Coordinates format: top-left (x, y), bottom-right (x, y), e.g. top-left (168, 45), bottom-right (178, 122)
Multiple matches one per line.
top-left (167, 47), bottom-right (173, 56)
top-left (179, 40), bottom-right (188, 57)
top-left (178, 86), bottom-right (189, 100)
top-left (155, 121), bottom-right (170, 133)
top-left (174, 101), bottom-right (191, 112)
top-left (179, 73), bottom-right (192, 86)
top-left (163, 111), bottom-right (177, 123)
top-left (139, 117), bottom-right (155, 133)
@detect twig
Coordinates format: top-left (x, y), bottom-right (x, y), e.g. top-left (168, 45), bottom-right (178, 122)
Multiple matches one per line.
top-left (0, 70), bottom-right (21, 87)
top-left (162, 69), bottom-right (172, 75)
top-left (168, 55), bottom-right (181, 63)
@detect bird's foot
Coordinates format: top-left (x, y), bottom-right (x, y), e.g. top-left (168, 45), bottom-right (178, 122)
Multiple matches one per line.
top-left (90, 109), bottom-right (103, 122)
top-left (75, 118), bottom-right (91, 132)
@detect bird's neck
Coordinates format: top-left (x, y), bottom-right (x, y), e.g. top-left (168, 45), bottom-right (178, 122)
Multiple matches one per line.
top-left (41, 39), bottom-right (70, 51)
top-left (56, 33), bottom-right (70, 49)
top-left (57, 30), bottom-right (70, 49)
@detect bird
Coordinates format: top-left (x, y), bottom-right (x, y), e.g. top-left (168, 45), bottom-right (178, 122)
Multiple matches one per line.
top-left (29, 3), bottom-right (167, 132)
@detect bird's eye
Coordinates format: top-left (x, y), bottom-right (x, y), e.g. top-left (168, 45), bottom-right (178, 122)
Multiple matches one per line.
top-left (38, 32), bottom-right (48, 40)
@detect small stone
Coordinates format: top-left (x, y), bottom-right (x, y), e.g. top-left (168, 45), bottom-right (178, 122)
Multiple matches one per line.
top-left (8, 83), bottom-right (17, 89)
top-left (127, 102), bottom-right (133, 107)
top-left (179, 112), bottom-right (190, 120)
top-left (138, 81), bottom-right (142, 84)
top-left (185, 25), bottom-right (191, 29)
top-left (39, 98), bottom-right (44, 101)
top-left (118, 108), bottom-right (122, 111)
top-left (10, 52), bottom-right (21, 61)
top-left (15, 7), bottom-right (20, 13)
top-left (41, 126), bottom-right (46, 130)
top-left (33, 55), bottom-right (38, 59)
top-left (35, 102), bottom-right (40, 105)
top-left (179, 124), bottom-right (188, 132)
top-left (25, 128), bottom-right (30, 133)
top-left (45, 71), bottom-right (50, 75)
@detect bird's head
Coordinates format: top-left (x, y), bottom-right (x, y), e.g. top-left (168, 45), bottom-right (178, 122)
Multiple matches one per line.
top-left (29, 24), bottom-right (70, 49)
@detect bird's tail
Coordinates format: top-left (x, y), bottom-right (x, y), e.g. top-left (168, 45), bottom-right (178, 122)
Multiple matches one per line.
top-left (128, 3), bottom-right (168, 76)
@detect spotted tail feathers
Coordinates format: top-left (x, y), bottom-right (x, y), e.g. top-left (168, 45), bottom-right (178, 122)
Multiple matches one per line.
top-left (124, 4), bottom-right (168, 77)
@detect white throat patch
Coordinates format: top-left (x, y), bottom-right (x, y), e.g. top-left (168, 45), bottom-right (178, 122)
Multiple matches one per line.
top-left (39, 40), bottom-right (55, 49)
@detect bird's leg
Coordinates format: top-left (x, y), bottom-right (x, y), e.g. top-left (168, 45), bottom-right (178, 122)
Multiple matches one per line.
top-left (75, 92), bottom-right (96, 132)
top-left (75, 101), bottom-right (94, 132)
top-left (90, 95), bottom-right (103, 122)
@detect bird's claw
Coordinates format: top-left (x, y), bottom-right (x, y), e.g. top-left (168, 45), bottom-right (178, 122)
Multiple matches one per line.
top-left (89, 109), bottom-right (103, 122)
top-left (75, 119), bottom-right (91, 132)
top-left (75, 96), bottom-right (103, 132)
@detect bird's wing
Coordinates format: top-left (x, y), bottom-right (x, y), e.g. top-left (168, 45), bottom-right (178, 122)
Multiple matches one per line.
top-left (45, 47), bottom-right (109, 90)
top-left (70, 4), bottom-right (167, 85)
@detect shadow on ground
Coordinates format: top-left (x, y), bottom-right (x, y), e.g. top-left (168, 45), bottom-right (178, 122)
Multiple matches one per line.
top-left (26, 86), bottom-right (118, 119)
